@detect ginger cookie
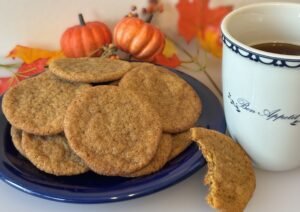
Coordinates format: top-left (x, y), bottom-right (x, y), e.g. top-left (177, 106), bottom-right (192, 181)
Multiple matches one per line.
top-left (124, 133), bottom-right (172, 177)
top-left (21, 132), bottom-right (89, 176)
top-left (109, 80), bottom-right (120, 86)
top-left (130, 62), bottom-right (154, 68)
top-left (64, 86), bottom-right (162, 176)
top-left (49, 57), bottom-right (131, 83)
top-left (168, 130), bottom-right (193, 161)
top-left (191, 127), bottom-right (256, 212)
top-left (119, 65), bottom-right (202, 133)
top-left (2, 73), bottom-right (90, 135)
top-left (10, 126), bottom-right (26, 157)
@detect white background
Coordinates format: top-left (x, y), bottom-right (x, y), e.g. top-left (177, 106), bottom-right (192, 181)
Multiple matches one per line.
top-left (0, 0), bottom-right (300, 211)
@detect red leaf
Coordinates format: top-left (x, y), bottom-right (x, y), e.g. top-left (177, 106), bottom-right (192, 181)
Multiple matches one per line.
top-left (154, 52), bottom-right (181, 68)
top-left (0, 77), bottom-right (18, 95)
top-left (17, 58), bottom-right (48, 77)
top-left (0, 59), bottom-right (47, 95)
top-left (176, 0), bottom-right (232, 42)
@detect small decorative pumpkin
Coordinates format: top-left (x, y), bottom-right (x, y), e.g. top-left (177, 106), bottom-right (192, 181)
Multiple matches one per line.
top-left (60, 14), bottom-right (112, 58)
top-left (113, 17), bottom-right (165, 61)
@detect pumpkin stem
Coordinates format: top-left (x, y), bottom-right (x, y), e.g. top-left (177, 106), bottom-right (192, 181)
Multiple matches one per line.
top-left (78, 13), bottom-right (86, 26)
top-left (145, 14), bottom-right (154, 23)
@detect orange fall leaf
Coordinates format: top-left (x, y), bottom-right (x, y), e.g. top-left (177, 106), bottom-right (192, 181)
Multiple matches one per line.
top-left (197, 27), bottom-right (223, 58)
top-left (7, 45), bottom-right (64, 64)
top-left (154, 38), bottom-right (181, 68)
top-left (154, 53), bottom-right (181, 68)
top-left (176, 0), bottom-right (232, 57)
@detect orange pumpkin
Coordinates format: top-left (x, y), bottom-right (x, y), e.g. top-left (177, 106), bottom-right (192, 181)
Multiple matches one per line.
top-left (113, 17), bottom-right (165, 61)
top-left (60, 14), bottom-right (112, 58)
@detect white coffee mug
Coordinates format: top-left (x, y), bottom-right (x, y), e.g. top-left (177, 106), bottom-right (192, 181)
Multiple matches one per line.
top-left (221, 2), bottom-right (300, 171)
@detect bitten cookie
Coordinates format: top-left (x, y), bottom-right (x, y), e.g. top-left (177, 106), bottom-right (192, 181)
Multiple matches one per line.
top-left (191, 127), bottom-right (256, 212)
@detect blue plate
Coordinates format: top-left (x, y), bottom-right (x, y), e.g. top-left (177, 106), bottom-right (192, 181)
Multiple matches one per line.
top-left (0, 69), bottom-right (226, 203)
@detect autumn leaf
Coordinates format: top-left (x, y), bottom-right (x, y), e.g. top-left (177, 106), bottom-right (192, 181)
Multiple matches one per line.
top-left (154, 38), bottom-right (181, 68)
top-left (0, 58), bottom-right (47, 95)
top-left (155, 53), bottom-right (181, 68)
top-left (176, 0), bottom-right (232, 56)
top-left (7, 45), bottom-right (64, 64)
top-left (18, 58), bottom-right (48, 76)
top-left (0, 77), bottom-right (18, 95)
top-left (197, 26), bottom-right (222, 58)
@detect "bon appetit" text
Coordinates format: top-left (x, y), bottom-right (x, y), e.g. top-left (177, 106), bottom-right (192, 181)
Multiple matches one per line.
top-left (228, 92), bottom-right (300, 126)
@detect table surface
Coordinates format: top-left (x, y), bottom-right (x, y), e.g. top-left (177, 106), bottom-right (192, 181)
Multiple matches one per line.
top-left (1, 166), bottom-right (300, 212)
top-left (1, 0), bottom-right (300, 211)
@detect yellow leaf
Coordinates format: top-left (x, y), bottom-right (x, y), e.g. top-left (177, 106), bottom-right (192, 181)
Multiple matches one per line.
top-left (162, 38), bottom-right (177, 58)
top-left (197, 27), bottom-right (222, 58)
top-left (7, 45), bottom-right (64, 64)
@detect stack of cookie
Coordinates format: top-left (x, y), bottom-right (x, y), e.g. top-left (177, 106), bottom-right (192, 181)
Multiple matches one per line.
top-left (2, 57), bottom-right (257, 211)
top-left (2, 58), bottom-right (202, 177)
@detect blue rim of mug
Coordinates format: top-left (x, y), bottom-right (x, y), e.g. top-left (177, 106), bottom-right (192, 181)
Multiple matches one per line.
top-left (221, 2), bottom-right (300, 68)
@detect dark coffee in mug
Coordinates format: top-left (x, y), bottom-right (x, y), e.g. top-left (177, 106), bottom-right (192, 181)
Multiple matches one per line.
top-left (251, 42), bottom-right (300, 55)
